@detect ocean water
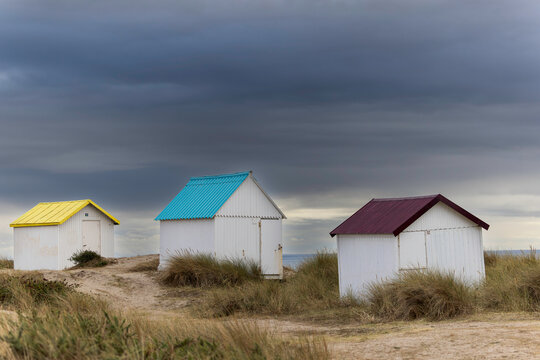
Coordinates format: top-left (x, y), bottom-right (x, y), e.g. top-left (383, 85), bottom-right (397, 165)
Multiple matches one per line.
top-left (486, 250), bottom-right (539, 257)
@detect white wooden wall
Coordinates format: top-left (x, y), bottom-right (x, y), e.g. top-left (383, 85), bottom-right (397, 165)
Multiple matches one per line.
top-left (403, 202), bottom-right (476, 232)
top-left (402, 202), bottom-right (485, 284)
top-left (58, 205), bottom-right (115, 270)
top-left (214, 217), bottom-right (260, 262)
top-left (14, 225), bottom-right (59, 270)
top-left (216, 176), bottom-right (282, 219)
top-left (159, 219), bottom-right (215, 268)
top-left (426, 227), bottom-right (485, 284)
top-left (337, 234), bottom-right (398, 297)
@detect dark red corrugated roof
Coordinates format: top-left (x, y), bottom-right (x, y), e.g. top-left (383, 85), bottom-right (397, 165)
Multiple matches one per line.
top-left (330, 194), bottom-right (489, 237)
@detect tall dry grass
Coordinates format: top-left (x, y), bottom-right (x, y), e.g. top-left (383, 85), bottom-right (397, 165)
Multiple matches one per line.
top-left (0, 273), bottom-right (73, 310)
top-left (3, 309), bottom-right (328, 359)
top-left (202, 252), bottom-right (358, 318)
top-left (128, 258), bottom-right (159, 272)
top-left (160, 252), bottom-right (262, 287)
top-left (366, 270), bottom-right (475, 320)
top-left (480, 249), bottom-right (540, 311)
top-left (0, 258), bottom-right (13, 270)
top-left (0, 273), bottom-right (329, 359)
top-left (195, 249), bottom-right (540, 321)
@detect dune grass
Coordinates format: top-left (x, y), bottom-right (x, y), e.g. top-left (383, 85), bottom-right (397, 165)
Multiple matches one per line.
top-left (3, 309), bottom-right (328, 360)
top-left (160, 252), bottom-right (262, 287)
top-left (202, 252), bottom-right (356, 318)
top-left (0, 273), bottom-right (329, 359)
top-left (189, 249), bottom-right (540, 321)
top-left (365, 250), bottom-right (540, 319)
top-left (480, 249), bottom-right (540, 311)
top-left (366, 270), bottom-right (475, 320)
top-left (0, 259), bottom-right (13, 270)
top-left (128, 257), bottom-right (159, 272)
top-left (2, 249), bottom-right (538, 357)
top-left (0, 273), bottom-right (73, 310)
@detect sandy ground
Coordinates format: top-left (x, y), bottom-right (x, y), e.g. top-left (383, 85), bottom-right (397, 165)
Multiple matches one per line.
top-left (37, 255), bottom-right (540, 360)
top-left (42, 255), bottom-right (188, 312)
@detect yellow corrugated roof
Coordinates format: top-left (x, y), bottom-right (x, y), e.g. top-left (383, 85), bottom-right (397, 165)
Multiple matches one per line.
top-left (10, 199), bottom-right (120, 228)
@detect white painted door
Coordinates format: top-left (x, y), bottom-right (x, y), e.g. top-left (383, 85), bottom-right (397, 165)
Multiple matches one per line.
top-left (260, 219), bottom-right (283, 278)
top-left (399, 231), bottom-right (427, 270)
top-left (82, 220), bottom-right (101, 254)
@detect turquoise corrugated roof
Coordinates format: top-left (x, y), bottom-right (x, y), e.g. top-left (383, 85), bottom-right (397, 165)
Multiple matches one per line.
top-left (155, 171), bottom-right (251, 220)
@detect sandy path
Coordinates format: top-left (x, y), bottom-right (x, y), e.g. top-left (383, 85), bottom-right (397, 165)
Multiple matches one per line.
top-left (42, 255), bottom-right (189, 312)
top-left (327, 317), bottom-right (540, 359)
top-left (37, 255), bottom-right (540, 359)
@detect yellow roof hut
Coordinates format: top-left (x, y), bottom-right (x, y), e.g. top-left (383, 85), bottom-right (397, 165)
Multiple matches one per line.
top-left (10, 200), bottom-right (119, 270)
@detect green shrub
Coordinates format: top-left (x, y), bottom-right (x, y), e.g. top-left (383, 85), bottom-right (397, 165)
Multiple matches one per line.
top-left (70, 250), bottom-right (110, 268)
top-left (367, 270), bottom-right (475, 321)
top-left (160, 252), bottom-right (262, 287)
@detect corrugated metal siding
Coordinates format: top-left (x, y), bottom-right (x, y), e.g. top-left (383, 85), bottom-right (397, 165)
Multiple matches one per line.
top-left (13, 226), bottom-right (59, 270)
top-left (214, 217), bottom-right (260, 263)
top-left (403, 202), bottom-right (476, 232)
top-left (58, 205), bottom-right (115, 270)
top-left (159, 219), bottom-right (215, 268)
top-left (426, 227), bottom-right (485, 284)
top-left (216, 176), bottom-right (282, 219)
top-left (155, 172), bottom-right (250, 220)
top-left (337, 234), bottom-right (398, 297)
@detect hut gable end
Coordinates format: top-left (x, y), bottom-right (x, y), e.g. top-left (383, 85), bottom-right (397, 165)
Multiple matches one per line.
top-left (403, 202), bottom-right (477, 232)
top-left (216, 176), bottom-right (283, 219)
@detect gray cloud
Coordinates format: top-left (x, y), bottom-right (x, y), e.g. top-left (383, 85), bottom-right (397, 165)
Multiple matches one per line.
top-left (1, 0), bottom-right (540, 256)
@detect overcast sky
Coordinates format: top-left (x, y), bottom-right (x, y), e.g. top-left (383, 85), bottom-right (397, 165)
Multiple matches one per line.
top-left (1, 0), bottom-right (540, 257)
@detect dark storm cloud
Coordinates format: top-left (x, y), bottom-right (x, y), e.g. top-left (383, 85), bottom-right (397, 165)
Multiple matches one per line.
top-left (1, 0), bottom-right (540, 254)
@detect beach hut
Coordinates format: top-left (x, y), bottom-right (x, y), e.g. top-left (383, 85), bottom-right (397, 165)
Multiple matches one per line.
top-left (10, 200), bottom-right (120, 270)
top-left (330, 194), bottom-right (489, 297)
top-left (155, 171), bottom-right (286, 278)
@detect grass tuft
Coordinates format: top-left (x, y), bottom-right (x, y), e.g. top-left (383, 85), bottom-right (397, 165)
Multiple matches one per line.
top-left (366, 270), bottom-right (475, 320)
top-left (129, 258), bottom-right (159, 272)
top-left (0, 273), bottom-right (73, 310)
top-left (480, 249), bottom-right (540, 311)
top-left (160, 252), bottom-right (262, 287)
top-left (202, 252), bottom-right (352, 318)
top-left (70, 250), bottom-right (111, 268)
top-left (0, 258), bottom-right (13, 269)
